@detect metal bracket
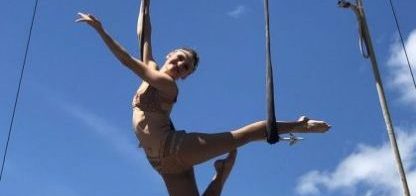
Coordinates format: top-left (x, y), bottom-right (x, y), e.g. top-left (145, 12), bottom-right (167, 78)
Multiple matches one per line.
top-left (281, 133), bottom-right (304, 146)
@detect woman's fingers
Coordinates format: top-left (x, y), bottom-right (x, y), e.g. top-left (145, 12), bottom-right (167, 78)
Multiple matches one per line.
top-left (75, 12), bottom-right (89, 22)
top-left (75, 12), bottom-right (102, 29)
top-left (87, 14), bottom-right (98, 21)
top-left (75, 18), bottom-right (87, 23)
top-left (75, 12), bottom-right (97, 23)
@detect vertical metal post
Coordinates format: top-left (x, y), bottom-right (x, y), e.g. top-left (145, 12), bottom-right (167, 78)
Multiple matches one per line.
top-left (339, 0), bottom-right (410, 195)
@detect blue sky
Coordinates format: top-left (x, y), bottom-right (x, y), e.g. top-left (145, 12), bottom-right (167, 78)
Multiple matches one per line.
top-left (1, 0), bottom-right (415, 195)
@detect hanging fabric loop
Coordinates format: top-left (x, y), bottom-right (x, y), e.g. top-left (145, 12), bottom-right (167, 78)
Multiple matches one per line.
top-left (264, 0), bottom-right (279, 144)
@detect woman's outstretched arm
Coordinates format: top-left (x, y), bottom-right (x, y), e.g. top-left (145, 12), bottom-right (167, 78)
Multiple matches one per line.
top-left (76, 13), bottom-right (176, 95)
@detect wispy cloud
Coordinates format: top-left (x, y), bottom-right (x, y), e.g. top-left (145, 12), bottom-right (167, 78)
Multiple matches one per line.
top-left (35, 85), bottom-right (153, 172)
top-left (387, 29), bottom-right (416, 107)
top-left (227, 5), bottom-right (247, 19)
top-left (60, 102), bottom-right (142, 163)
top-left (295, 128), bottom-right (416, 196)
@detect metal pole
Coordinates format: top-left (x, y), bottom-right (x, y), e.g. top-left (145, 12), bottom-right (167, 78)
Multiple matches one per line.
top-left (339, 1), bottom-right (410, 195)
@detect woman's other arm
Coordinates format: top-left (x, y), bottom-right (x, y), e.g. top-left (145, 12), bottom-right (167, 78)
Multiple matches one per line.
top-left (76, 13), bottom-right (176, 95)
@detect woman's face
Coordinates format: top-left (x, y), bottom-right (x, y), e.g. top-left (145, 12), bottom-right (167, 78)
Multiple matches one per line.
top-left (164, 49), bottom-right (196, 79)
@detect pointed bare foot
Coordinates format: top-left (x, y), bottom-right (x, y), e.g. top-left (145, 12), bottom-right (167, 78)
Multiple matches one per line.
top-left (296, 116), bottom-right (331, 133)
top-left (214, 150), bottom-right (237, 185)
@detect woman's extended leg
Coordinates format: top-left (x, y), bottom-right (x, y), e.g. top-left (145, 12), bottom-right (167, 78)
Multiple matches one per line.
top-left (178, 117), bottom-right (330, 167)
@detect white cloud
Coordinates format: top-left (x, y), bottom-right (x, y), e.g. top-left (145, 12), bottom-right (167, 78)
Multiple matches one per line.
top-left (35, 84), bottom-right (150, 169)
top-left (60, 103), bottom-right (141, 162)
top-left (228, 5), bottom-right (247, 18)
top-left (387, 29), bottom-right (416, 106)
top-left (295, 129), bottom-right (416, 196)
top-left (53, 97), bottom-right (163, 183)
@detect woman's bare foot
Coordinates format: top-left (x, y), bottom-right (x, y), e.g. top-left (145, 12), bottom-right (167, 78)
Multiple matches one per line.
top-left (203, 150), bottom-right (238, 196)
top-left (213, 150), bottom-right (237, 185)
top-left (295, 116), bottom-right (331, 133)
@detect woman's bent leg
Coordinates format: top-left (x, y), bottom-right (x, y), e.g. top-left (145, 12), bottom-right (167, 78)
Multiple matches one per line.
top-left (202, 150), bottom-right (238, 196)
top-left (161, 168), bottom-right (200, 196)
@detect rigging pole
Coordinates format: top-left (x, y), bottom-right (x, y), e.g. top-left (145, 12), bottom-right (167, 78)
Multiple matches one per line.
top-left (338, 1), bottom-right (410, 195)
top-left (1, 0), bottom-right (40, 182)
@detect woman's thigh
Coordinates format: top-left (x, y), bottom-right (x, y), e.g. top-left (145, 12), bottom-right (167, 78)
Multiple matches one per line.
top-left (177, 132), bottom-right (245, 167)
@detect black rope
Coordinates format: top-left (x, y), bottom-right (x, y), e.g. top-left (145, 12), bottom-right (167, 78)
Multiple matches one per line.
top-left (387, 0), bottom-right (416, 92)
top-left (0, 0), bottom-right (39, 182)
top-left (264, 0), bottom-right (279, 144)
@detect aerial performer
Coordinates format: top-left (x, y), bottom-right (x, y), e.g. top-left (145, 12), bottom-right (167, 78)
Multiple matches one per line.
top-left (76, 0), bottom-right (331, 195)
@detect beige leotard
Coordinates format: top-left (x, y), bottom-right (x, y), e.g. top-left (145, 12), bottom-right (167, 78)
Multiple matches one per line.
top-left (132, 83), bottom-right (188, 174)
top-left (132, 82), bottom-right (174, 149)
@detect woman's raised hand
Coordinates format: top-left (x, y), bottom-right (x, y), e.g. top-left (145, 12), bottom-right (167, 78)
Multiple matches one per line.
top-left (76, 12), bottom-right (102, 29)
